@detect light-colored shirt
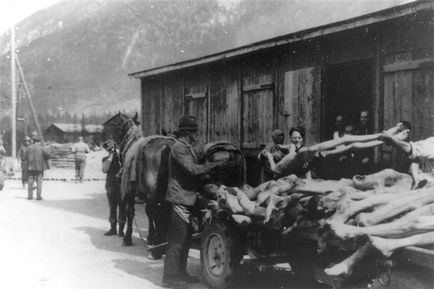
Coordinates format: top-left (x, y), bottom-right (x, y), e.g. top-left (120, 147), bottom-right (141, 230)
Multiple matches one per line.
top-left (0, 144), bottom-right (5, 156)
top-left (409, 137), bottom-right (434, 173)
top-left (72, 141), bottom-right (90, 157)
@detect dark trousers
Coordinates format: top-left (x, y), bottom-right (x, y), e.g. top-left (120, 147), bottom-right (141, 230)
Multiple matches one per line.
top-left (28, 170), bottom-right (43, 199)
top-left (75, 155), bottom-right (86, 180)
top-left (163, 206), bottom-right (193, 278)
top-left (21, 161), bottom-right (28, 185)
top-left (106, 186), bottom-right (126, 225)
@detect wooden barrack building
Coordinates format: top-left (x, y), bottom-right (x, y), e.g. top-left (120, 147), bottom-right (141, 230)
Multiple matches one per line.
top-left (130, 0), bottom-right (434, 183)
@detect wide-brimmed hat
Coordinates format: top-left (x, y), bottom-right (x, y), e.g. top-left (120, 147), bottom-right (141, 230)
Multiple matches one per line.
top-left (178, 115), bottom-right (198, 132)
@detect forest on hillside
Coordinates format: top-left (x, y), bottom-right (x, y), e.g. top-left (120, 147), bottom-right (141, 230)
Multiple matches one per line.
top-left (0, 0), bottom-right (409, 153)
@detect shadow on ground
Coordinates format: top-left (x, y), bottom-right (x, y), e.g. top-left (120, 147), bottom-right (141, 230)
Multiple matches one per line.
top-left (113, 258), bottom-right (166, 288)
top-left (113, 252), bottom-right (317, 289)
top-left (33, 191), bottom-right (109, 220)
top-left (75, 226), bottom-right (146, 257)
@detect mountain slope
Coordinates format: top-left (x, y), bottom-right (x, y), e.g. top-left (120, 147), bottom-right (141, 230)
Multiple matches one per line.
top-left (0, 0), bottom-right (410, 117)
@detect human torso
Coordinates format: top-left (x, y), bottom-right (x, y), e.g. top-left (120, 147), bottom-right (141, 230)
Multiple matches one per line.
top-left (19, 145), bottom-right (29, 162)
top-left (73, 142), bottom-right (89, 157)
top-left (412, 137), bottom-right (434, 173)
top-left (27, 144), bottom-right (48, 171)
top-left (105, 153), bottom-right (121, 188)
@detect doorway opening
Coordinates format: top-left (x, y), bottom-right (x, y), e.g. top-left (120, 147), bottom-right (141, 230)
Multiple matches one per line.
top-left (323, 61), bottom-right (373, 140)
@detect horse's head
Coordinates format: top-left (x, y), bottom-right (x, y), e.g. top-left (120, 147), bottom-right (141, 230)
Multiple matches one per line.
top-left (103, 112), bottom-right (140, 145)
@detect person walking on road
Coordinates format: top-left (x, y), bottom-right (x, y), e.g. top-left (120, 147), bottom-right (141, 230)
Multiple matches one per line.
top-left (71, 136), bottom-right (90, 182)
top-left (101, 140), bottom-right (125, 237)
top-left (0, 140), bottom-right (5, 191)
top-left (18, 136), bottom-right (31, 188)
top-left (162, 115), bottom-right (227, 289)
top-left (26, 135), bottom-right (51, 200)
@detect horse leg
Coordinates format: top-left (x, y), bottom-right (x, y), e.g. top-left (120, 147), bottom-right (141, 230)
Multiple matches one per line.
top-left (145, 203), bottom-right (156, 245)
top-left (155, 202), bottom-right (170, 245)
top-left (123, 196), bottom-right (135, 246)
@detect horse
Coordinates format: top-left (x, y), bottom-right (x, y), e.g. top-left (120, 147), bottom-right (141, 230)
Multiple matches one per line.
top-left (105, 112), bottom-right (176, 250)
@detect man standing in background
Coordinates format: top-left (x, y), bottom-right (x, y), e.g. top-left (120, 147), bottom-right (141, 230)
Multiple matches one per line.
top-left (101, 140), bottom-right (125, 237)
top-left (355, 110), bottom-right (373, 174)
top-left (17, 136), bottom-right (31, 188)
top-left (72, 136), bottom-right (90, 182)
top-left (0, 137), bottom-right (5, 191)
top-left (355, 110), bottom-right (370, 136)
top-left (26, 135), bottom-right (51, 200)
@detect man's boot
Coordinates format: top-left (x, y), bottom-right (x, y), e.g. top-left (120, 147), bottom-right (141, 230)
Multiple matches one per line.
top-left (118, 223), bottom-right (125, 237)
top-left (104, 223), bottom-right (117, 236)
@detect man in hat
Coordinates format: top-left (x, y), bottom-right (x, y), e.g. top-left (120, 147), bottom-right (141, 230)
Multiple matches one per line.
top-left (18, 136), bottom-right (32, 188)
top-left (163, 115), bottom-right (226, 289)
top-left (71, 136), bottom-right (90, 182)
top-left (26, 135), bottom-right (51, 200)
top-left (0, 138), bottom-right (4, 191)
top-left (101, 139), bottom-right (125, 236)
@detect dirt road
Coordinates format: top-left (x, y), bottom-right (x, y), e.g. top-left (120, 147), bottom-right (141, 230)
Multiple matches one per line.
top-left (0, 178), bottom-right (295, 289)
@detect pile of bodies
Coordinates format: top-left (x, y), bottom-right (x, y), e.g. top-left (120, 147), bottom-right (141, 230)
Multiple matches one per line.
top-left (203, 167), bottom-right (434, 280)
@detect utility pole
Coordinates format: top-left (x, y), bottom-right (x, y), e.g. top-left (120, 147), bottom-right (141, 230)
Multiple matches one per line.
top-left (16, 56), bottom-right (44, 143)
top-left (10, 26), bottom-right (16, 157)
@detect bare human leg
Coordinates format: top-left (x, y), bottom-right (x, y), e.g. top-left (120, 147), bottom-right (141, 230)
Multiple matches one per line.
top-left (331, 215), bottom-right (434, 239)
top-left (324, 241), bottom-right (373, 276)
top-left (371, 231), bottom-right (434, 257)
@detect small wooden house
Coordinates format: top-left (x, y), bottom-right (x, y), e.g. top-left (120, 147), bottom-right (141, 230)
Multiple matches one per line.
top-left (46, 123), bottom-right (82, 143)
top-left (83, 124), bottom-right (104, 145)
top-left (46, 123), bottom-right (104, 144)
top-left (130, 1), bottom-right (434, 184)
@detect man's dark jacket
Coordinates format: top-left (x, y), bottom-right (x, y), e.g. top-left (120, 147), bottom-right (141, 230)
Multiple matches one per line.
top-left (26, 143), bottom-right (51, 171)
top-left (102, 153), bottom-right (121, 190)
top-left (166, 140), bottom-right (212, 206)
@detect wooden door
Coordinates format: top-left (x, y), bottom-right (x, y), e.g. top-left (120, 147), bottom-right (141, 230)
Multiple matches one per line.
top-left (184, 83), bottom-right (208, 144)
top-left (241, 72), bottom-right (274, 149)
top-left (283, 66), bottom-right (321, 146)
top-left (382, 50), bottom-right (434, 162)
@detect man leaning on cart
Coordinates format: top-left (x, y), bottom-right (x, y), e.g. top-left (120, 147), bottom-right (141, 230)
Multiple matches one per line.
top-left (162, 115), bottom-right (228, 289)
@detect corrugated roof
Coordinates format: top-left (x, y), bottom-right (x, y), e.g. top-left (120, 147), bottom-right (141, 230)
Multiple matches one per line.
top-left (129, 0), bottom-right (433, 79)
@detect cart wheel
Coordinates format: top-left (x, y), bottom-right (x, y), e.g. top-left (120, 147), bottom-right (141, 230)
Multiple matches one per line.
top-left (201, 221), bottom-right (242, 289)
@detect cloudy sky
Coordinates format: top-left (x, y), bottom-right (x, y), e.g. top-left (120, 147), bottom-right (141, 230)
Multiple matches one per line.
top-left (0, 0), bottom-right (62, 34)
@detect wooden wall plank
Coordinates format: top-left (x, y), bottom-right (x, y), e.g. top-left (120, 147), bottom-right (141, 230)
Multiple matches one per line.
top-left (209, 63), bottom-right (241, 146)
top-left (241, 55), bottom-right (275, 149)
top-left (282, 66), bottom-right (321, 146)
top-left (413, 68), bottom-right (434, 139)
top-left (184, 70), bottom-right (209, 143)
top-left (162, 73), bottom-right (184, 134)
top-left (141, 78), bottom-right (162, 135)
